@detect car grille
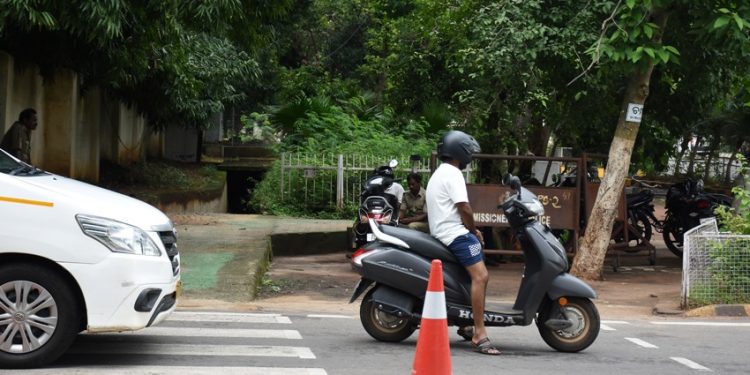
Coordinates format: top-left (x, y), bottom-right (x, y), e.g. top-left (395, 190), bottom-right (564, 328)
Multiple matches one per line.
top-left (158, 231), bottom-right (180, 276)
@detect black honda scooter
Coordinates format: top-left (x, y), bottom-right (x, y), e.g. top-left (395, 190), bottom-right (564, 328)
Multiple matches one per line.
top-left (349, 175), bottom-right (600, 352)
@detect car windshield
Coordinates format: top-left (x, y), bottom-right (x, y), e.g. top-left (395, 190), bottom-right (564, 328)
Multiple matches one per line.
top-left (0, 148), bottom-right (46, 176)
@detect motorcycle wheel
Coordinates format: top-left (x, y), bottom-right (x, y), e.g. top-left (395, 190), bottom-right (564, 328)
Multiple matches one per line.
top-left (623, 212), bottom-right (653, 252)
top-left (359, 288), bottom-right (416, 342)
top-left (536, 297), bottom-right (600, 353)
top-left (662, 218), bottom-right (684, 258)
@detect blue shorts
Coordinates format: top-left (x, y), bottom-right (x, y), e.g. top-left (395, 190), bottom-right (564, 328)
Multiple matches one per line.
top-left (448, 233), bottom-right (484, 267)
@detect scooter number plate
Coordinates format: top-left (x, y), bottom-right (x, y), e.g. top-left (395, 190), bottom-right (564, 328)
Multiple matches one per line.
top-left (367, 233), bottom-right (376, 242)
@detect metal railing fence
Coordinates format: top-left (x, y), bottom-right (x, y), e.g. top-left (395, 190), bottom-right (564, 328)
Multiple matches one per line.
top-left (279, 153), bottom-right (433, 210)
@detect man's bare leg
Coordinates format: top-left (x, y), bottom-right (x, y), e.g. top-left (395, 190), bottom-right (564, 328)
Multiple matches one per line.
top-left (465, 260), bottom-right (500, 354)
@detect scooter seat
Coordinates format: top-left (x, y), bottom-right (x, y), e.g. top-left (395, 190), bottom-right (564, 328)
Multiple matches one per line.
top-left (381, 225), bottom-right (459, 264)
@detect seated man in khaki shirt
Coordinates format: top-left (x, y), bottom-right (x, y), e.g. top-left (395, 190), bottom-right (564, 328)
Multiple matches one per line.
top-left (400, 173), bottom-right (429, 233)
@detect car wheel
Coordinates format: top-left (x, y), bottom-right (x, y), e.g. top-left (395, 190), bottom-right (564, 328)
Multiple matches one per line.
top-left (0, 263), bottom-right (80, 369)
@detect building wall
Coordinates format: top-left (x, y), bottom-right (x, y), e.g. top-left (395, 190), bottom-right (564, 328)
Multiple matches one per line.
top-left (0, 51), bottom-right (154, 181)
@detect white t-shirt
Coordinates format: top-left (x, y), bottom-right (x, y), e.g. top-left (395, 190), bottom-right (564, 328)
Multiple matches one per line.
top-left (385, 182), bottom-right (404, 204)
top-left (426, 163), bottom-right (469, 246)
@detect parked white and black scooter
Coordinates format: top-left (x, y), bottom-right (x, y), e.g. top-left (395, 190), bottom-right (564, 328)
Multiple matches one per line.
top-left (352, 160), bottom-right (404, 248)
top-left (349, 174), bottom-right (600, 352)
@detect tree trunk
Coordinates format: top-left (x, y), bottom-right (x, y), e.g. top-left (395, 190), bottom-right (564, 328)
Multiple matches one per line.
top-left (571, 10), bottom-right (669, 281)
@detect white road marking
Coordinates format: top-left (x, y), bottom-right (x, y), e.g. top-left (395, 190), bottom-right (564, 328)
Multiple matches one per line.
top-left (97, 327), bottom-right (302, 339)
top-left (69, 343), bottom-right (316, 359)
top-left (307, 314), bottom-right (355, 319)
top-left (602, 320), bottom-right (631, 325)
top-left (651, 322), bottom-right (750, 327)
top-left (625, 337), bottom-right (659, 348)
top-left (600, 324), bottom-right (616, 331)
top-left (7, 367), bottom-right (328, 375)
top-left (671, 357), bottom-right (712, 372)
top-left (169, 312), bottom-right (292, 324)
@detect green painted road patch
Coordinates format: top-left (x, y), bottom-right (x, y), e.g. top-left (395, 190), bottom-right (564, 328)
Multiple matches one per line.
top-left (180, 252), bottom-right (235, 291)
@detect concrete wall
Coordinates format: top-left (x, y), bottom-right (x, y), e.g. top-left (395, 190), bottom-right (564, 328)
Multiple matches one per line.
top-left (164, 123), bottom-right (198, 162)
top-left (0, 51), bottom-right (154, 181)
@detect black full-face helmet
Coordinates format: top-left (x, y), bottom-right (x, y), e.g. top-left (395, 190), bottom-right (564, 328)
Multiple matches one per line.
top-left (437, 130), bottom-right (481, 170)
top-left (375, 165), bottom-right (394, 177)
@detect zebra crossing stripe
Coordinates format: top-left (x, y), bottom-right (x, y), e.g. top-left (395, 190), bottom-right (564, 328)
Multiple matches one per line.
top-left (169, 312), bottom-right (292, 324)
top-left (600, 324), bottom-right (616, 331)
top-left (5, 367), bottom-right (328, 375)
top-left (68, 343), bottom-right (317, 359)
top-left (106, 327), bottom-right (302, 339)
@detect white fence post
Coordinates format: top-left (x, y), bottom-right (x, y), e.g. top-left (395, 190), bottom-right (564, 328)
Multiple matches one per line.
top-left (280, 152), bottom-right (285, 201)
top-left (337, 154), bottom-right (344, 210)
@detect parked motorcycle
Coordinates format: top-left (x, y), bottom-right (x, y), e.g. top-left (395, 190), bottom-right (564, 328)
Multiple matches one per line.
top-left (352, 160), bottom-right (404, 248)
top-left (618, 177), bottom-right (663, 249)
top-left (662, 178), bottom-right (732, 258)
top-left (349, 174), bottom-right (600, 352)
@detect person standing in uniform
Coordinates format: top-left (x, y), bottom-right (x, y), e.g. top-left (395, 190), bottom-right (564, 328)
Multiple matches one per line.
top-left (1, 108), bottom-right (38, 163)
top-left (426, 130), bottom-right (500, 355)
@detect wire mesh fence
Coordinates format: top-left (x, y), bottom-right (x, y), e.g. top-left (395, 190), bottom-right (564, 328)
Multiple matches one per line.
top-left (682, 219), bottom-right (750, 308)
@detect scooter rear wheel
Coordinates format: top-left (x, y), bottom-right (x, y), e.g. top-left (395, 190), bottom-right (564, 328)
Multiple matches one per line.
top-left (360, 289), bottom-right (416, 342)
top-left (536, 297), bottom-right (600, 353)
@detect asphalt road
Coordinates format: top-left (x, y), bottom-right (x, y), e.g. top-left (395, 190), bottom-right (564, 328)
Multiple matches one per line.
top-left (7, 310), bottom-right (750, 374)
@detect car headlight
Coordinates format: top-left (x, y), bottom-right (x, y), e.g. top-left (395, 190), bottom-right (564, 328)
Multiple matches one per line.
top-left (523, 200), bottom-right (545, 216)
top-left (76, 214), bottom-right (162, 256)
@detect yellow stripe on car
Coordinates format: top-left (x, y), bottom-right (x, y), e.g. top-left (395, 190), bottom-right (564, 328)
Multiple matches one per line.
top-left (0, 195), bottom-right (54, 207)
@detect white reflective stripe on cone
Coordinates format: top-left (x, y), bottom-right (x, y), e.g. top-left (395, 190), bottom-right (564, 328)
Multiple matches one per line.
top-left (422, 291), bottom-right (447, 319)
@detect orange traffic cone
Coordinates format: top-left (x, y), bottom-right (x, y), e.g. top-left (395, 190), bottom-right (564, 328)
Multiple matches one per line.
top-left (411, 259), bottom-right (452, 375)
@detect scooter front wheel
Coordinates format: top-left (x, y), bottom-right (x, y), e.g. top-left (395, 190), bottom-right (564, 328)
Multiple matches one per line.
top-left (536, 297), bottom-right (600, 353)
top-left (360, 289), bottom-right (416, 342)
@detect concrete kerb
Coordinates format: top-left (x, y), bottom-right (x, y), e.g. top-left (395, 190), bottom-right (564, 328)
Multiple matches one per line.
top-left (681, 304), bottom-right (750, 318)
top-left (249, 236), bottom-right (274, 300)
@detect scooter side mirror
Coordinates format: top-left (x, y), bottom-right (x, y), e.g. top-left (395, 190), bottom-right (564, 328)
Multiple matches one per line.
top-left (389, 159), bottom-right (398, 168)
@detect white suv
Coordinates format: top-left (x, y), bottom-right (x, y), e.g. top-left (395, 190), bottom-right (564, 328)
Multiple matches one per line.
top-left (0, 148), bottom-right (180, 368)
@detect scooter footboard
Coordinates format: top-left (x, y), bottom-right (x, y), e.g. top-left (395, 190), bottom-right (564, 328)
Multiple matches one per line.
top-left (547, 274), bottom-right (597, 300)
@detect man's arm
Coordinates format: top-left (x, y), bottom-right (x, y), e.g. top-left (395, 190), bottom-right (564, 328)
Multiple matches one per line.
top-left (456, 202), bottom-right (483, 244)
top-left (3, 125), bottom-right (22, 156)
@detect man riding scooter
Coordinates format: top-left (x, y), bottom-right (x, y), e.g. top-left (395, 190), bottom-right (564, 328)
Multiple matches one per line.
top-left (425, 130), bottom-right (500, 355)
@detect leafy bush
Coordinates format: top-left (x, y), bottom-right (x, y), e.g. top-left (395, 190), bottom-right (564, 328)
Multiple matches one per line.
top-left (715, 156), bottom-right (750, 234)
top-left (250, 95), bottom-right (437, 218)
top-left (100, 160), bottom-right (224, 191)
top-left (689, 236), bottom-right (750, 307)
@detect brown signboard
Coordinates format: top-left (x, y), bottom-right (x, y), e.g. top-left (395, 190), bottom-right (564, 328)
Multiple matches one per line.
top-left (467, 184), bottom-right (579, 230)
